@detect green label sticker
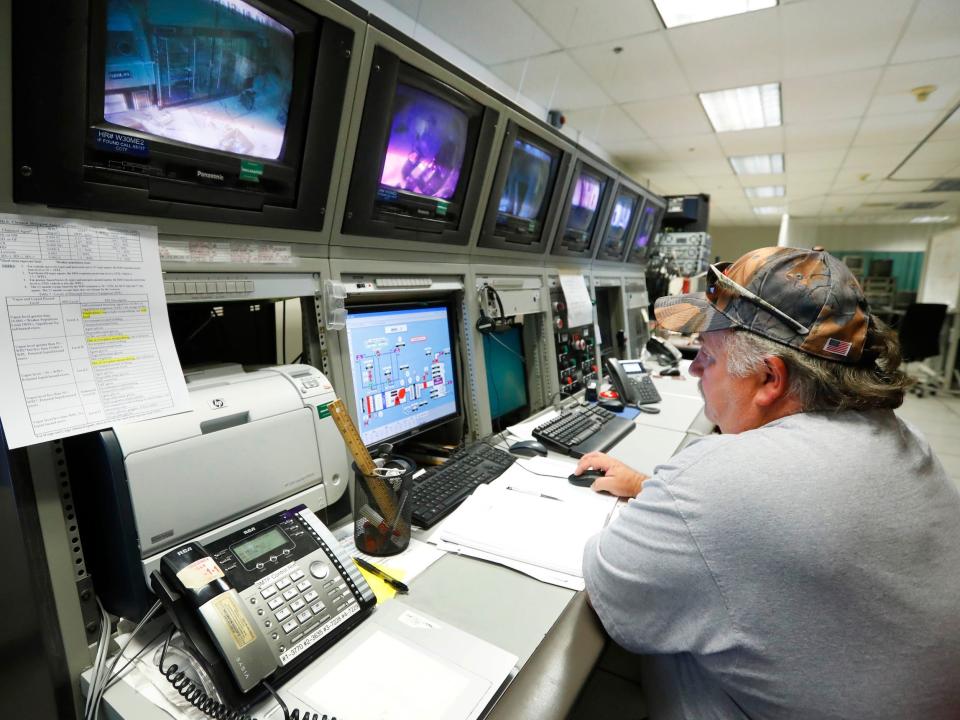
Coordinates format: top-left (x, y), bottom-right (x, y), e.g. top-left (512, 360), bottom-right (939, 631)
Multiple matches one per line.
top-left (436, 201), bottom-right (448, 217)
top-left (239, 160), bottom-right (264, 183)
top-left (317, 403), bottom-right (331, 419)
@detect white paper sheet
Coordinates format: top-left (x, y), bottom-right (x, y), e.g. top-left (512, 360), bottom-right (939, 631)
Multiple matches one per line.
top-left (300, 630), bottom-right (474, 720)
top-left (0, 213), bottom-right (189, 448)
top-left (333, 529), bottom-right (445, 585)
top-left (558, 273), bottom-right (594, 328)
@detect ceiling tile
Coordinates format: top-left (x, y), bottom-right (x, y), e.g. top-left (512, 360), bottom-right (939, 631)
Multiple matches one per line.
top-left (623, 95), bottom-right (713, 137)
top-left (665, 8), bottom-right (781, 91)
top-left (874, 180), bottom-right (938, 194)
top-left (891, 0), bottom-right (960, 64)
top-left (897, 140), bottom-right (960, 175)
top-left (869, 57), bottom-right (960, 116)
top-left (491, 52), bottom-right (610, 110)
top-left (784, 119), bottom-right (861, 151)
top-left (564, 105), bottom-right (646, 145)
top-left (571, 33), bottom-right (690, 104)
top-left (786, 149), bottom-right (848, 171)
top-left (781, 68), bottom-right (883, 123)
top-left (406, 0), bottom-right (557, 65)
top-left (515, 0), bottom-right (662, 48)
top-left (685, 160), bottom-right (743, 177)
top-left (853, 111), bottom-right (942, 146)
top-left (716, 127), bottom-right (785, 157)
top-left (780, 0), bottom-right (914, 79)
top-left (653, 134), bottom-right (725, 161)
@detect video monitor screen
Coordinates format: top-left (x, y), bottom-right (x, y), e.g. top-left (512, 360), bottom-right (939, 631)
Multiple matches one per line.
top-left (567, 171), bottom-right (603, 233)
top-left (345, 304), bottom-right (459, 447)
top-left (631, 203), bottom-right (658, 258)
top-left (379, 84), bottom-right (469, 202)
top-left (602, 190), bottom-right (637, 253)
top-left (497, 138), bottom-right (553, 221)
top-left (482, 326), bottom-right (527, 421)
top-left (102, 0), bottom-right (295, 161)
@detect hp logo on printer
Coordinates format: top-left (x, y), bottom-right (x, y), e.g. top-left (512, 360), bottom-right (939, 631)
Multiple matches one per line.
top-left (210, 398), bottom-right (225, 409)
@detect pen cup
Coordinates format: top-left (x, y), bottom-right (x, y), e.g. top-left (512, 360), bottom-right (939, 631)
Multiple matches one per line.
top-left (352, 456), bottom-right (415, 557)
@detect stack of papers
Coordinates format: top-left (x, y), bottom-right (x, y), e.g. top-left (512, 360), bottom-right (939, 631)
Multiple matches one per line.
top-left (434, 457), bottom-right (618, 590)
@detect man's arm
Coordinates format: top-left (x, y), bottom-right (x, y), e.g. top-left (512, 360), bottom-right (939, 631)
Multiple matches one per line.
top-left (575, 451), bottom-right (648, 497)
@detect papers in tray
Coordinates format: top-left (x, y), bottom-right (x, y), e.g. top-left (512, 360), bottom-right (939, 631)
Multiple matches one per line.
top-left (434, 456), bottom-right (618, 590)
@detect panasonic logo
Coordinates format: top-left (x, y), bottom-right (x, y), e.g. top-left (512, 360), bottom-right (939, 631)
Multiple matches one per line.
top-left (196, 169), bottom-right (224, 181)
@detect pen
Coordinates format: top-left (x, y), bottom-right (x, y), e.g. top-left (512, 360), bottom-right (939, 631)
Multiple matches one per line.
top-left (506, 485), bottom-right (563, 501)
top-left (354, 556), bottom-right (409, 594)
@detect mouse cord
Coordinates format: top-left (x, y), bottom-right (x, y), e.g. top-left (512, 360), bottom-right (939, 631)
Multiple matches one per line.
top-left (514, 461), bottom-right (566, 479)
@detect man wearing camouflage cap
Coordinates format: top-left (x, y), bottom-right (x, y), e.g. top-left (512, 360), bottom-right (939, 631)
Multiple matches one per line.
top-left (578, 247), bottom-right (960, 719)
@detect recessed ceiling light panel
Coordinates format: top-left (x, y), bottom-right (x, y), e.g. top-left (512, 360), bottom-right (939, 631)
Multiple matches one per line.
top-left (753, 206), bottom-right (784, 215)
top-left (745, 185), bottom-right (785, 198)
top-left (699, 83), bottom-right (781, 132)
top-left (910, 215), bottom-right (952, 224)
top-left (654, 0), bottom-right (778, 28)
top-left (730, 153), bottom-right (784, 175)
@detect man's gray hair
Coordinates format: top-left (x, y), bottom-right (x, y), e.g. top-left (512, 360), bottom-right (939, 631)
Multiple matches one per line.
top-left (721, 319), bottom-right (911, 412)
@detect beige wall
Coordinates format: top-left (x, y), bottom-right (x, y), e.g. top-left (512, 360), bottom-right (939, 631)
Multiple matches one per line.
top-left (709, 226), bottom-right (779, 260)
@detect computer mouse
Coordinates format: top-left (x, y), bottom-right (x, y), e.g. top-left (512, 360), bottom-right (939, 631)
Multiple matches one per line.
top-left (508, 440), bottom-right (548, 457)
top-left (597, 398), bottom-right (625, 412)
top-left (637, 404), bottom-right (661, 414)
top-left (568, 469), bottom-right (604, 487)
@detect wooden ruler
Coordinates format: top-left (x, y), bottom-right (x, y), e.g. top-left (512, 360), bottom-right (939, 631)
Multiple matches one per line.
top-left (327, 399), bottom-right (398, 524)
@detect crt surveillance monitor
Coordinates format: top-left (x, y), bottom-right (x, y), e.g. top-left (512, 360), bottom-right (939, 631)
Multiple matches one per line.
top-left (552, 161), bottom-right (611, 258)
top-left (626, 196), bottom-right (666, 265)
top-left (342, 46), bottom-right (498, 246)
top-left (596, 187), bottom-right (640, 262)
top-left (344, 302), bottom-right (461, 447)
top-left (13, 0), bottom-right (354, 230)
top-left (477, 122), bottom-right (569, 253)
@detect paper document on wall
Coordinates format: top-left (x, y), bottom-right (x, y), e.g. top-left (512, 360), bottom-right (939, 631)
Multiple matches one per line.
top-left (558, 273), bottom-right (593, 328)
top-left (0, 213), bottom-right (189, 448)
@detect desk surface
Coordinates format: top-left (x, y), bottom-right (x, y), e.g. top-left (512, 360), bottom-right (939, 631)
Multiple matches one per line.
top-left (94, 363), bottom-right (709, 720)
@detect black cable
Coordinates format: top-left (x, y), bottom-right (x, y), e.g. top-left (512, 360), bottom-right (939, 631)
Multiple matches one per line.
top-left (514, 461), bottom-right (567, 480)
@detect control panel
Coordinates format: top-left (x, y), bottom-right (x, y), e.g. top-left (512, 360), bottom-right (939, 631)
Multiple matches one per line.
top-left (550, 288), bottom-right (597, 396)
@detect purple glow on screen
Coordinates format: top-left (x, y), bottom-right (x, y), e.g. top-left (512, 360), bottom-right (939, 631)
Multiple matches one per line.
top-left (572, 173), bottom-right (601, 211)
top-left (379, 83), bottom-right (469, 201)
top-left (633, 205), bottom-right (657, 249)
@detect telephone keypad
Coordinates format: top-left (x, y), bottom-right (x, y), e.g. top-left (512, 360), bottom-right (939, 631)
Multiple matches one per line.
top-left (304, 590), bottom-right (319, 603)
top-left (290, 598), bottom-right (306, 612)
top-left (296, 610), bottom-right (312, 624)
top-left (290, 569), bottom-right (305, 581)
top-left (311, 601), bottom-right (325, 614)
top-left (275, 608), bottom-right (292, 622)
top-left (268, 596), bottom-right (284, 610)
top-left (296, 580), bottom-right (311, 592)
top-left (260, 586), bottom-right (277, 599)
top-left (275, 578), bottom-right (292, 590)
top-left (282, 619), bottom-right (298, 634)
top-left (282, 588), bottom-right (298, 601)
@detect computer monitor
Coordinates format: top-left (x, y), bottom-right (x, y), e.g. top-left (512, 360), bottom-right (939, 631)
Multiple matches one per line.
top-left (482, 326), bottom-right (528, 428)
top-left (343, 302), bottom-right (461, 447)
top-left (342, 46), bottom-right (497, 245)
top-left (552, 160), bottom-right (612, 258)
top-left (596, 186), bottom-right (640, 262)
top-left (626, 195), bottom-right (666, 265)
top-left (477, 122), bottom-right (570, 253)
top-left (13, 0), bottom-right (354, 230)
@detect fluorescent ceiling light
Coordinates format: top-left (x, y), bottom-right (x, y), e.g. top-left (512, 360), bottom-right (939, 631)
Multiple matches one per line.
top-left (654, 0), bottom-right (777, 28)
top-left (753, 206), bottom-right (784, 215)
top-left (745, 185), bottom-right (785, 198)
top-left (699, 83), bottom-right (782, 132)
top-left (910, 215), bottom-right (952, 224)
top-left (730, 153), bottom-right (785, 175)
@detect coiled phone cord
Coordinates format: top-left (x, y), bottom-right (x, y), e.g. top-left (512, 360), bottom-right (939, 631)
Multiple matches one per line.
top-left (159, 628), bottom-right (336, 720)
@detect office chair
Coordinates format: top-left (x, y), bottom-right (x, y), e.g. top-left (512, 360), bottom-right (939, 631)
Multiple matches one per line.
top-left (897, 303), bottom-right (948, 397)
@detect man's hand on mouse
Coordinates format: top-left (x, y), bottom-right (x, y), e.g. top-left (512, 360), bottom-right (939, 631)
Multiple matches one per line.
top-left (575, 452), bottom-right (648, 497)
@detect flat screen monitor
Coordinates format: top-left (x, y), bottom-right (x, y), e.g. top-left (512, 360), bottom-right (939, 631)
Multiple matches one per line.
top-left (597, 187), bottom-right (640, 261)
top-left (13, 0), bottom-right (353, 230)
top-left (627, 197), bottom-right (665, 264)
top-left (482, 326), bottom-right (528, 427)
top-left (344, 303), bottom-right (461, 447)
top-left (478, 122), bottom-right (568, 253)
top-left (343, 47), bottom-right (497, 246)
top-left (553, 161), bottom-right (610, 257)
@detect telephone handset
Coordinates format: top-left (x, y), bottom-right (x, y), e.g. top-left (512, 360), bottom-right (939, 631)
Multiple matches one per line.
top-left (646, 335), bottom-right (683, 366)
top-left (604, 358), bottom-right (662, 406)
top-left (151, 504), bottom-right (375, 717)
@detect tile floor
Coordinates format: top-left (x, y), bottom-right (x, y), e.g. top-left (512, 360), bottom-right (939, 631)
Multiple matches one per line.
top-left (894, 391), bottom-right (960, 490)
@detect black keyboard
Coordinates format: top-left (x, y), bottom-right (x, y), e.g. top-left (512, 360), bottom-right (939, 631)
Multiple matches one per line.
top-left (629, 374), bottom-right (662, 405)
top-left (533, 405), bottom-right (635, 458)
top-left (410, 443), bottom-right (516, 528)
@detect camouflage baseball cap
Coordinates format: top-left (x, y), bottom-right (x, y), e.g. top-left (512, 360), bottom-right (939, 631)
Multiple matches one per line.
top-left (654, 247), bottom-right (871, 363)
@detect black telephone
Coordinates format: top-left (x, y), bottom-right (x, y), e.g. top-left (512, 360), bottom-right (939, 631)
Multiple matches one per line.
top-left (646, 336), bottom-right (683, 366)
top-left (150, 504), bottom-right (375, 717)
top-left (604, 358), bottom-right (662, 406)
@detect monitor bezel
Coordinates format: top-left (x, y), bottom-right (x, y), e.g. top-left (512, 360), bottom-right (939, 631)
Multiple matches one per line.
top-left (12, 0), bottom-right (353, 230)
top-left (595, 182), bottom-right (642, 262)
top-left (341, 46), bottom-right (497, 246)
top-left (549, 157), bottom-right (615, 259)
top-left (625, 192), bottom-right (667, 265)
top-left (477, 121), bottom-right (571, 254)
top-left (343, 299), bottom-right (463, 449)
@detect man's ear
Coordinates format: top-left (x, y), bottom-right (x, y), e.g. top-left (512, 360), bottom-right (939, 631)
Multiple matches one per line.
top-left (755, 355), bottom-right (791, 407)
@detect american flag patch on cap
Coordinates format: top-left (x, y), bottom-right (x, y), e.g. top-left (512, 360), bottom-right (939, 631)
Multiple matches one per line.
top-left (823, 337), bottom-right (852, 356)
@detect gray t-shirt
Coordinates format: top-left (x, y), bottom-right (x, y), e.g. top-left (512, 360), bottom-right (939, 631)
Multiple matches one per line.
top-left (583, 409), bottom-right (960, 720)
